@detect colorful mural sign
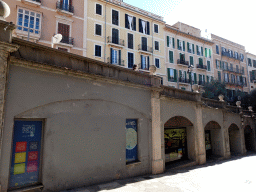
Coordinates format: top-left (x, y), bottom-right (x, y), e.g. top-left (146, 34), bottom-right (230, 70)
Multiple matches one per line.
top-left (126, 119), bottom-right (138, 163)
top-left (9, 120), bottom-right (42, 189)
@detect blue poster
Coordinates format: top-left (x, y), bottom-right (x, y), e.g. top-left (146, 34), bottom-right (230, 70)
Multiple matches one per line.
top-left (126, 119), bottom-right (138, 163)
top-left (9, 120), bottom-right (42, 189)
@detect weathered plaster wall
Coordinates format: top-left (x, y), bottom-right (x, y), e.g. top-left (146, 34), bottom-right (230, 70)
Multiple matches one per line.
top-left (0, 65), bottom-right (152, 191)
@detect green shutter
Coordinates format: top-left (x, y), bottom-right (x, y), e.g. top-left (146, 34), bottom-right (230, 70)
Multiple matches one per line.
top-left (169, 51), bottom-right (173, 63)
top-left (216, 59), bottom-right (218, 69)
top-left (190, 56), bottom-right (193, 65)
top-left (203, 75), bottom-right (205, 83)
top-left (207, 76), bottom-right (209, 83)
top-left (177, 39), bottom-right (179, 49)
top-left (207, 61), bottom-right (210, 71)
top-left (209, 49), bottom-right (211, 57)
top-left (205, 48), bottom-right (207, 57)
top-left (192, 44), bottom-right (195, 54)
top-left (184, 71), bottom-right (187, 80)
top-left (167, 68), bottom-right (171, 81)
top-left (196, 45), bottom-right (199, 54)
top-left (187, 42), bottom-right (189, 52)
top-left (167, 36), bottom-right (170, 47)
top-left (201, 47), bottom-right (203, 56)
top-left (174, 69), bottom-right (177, 82)
top-left (183, 41), bottom-right (185, 51)
top-left (179, 70), bottom-right (182, 78)
top-left (172, 38), bottom-right (175, 48)
top-left (194, 73), bottom-right (197, 84)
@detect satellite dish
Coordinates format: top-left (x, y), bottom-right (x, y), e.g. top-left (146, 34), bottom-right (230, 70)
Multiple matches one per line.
top-left (51, 34), bottom-right (62, 48)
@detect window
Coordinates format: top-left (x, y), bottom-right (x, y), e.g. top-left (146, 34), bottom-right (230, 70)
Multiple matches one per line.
top-left (216, 45), bottom-right (219, 54)
top-left (96, 4), bottom-right (102, 15)
top-left (155, 41), bottom-right (159, 51)
top-left (140, 55), bottom-right (149, 70)
top-left (216, 59), bottom-right (220, 69)
top-left (199, 58), bottom-right (203, 65)
top-left (167, 36), bottom-right (174, 48)
top-left (177, 39), bottom-right (183, 50)
top-left (58, 0), bottom-right (73, 13)
top-left (95, 24), bottom-right (102, 36)
top-left (207, 61), bottom-right (211, 71)
top-left (242, 67), bottom-right (245, 75)
top-left (110, 48), bottom-right (121, 65)
top-left (243, 77), bottom-right (247, 86)
top-left (112, 28), bottom-right (119, 44)
top-left (253, 60), bottom-right (256, 68)
top-left (95, 45), bottom-right (101, 57)
top-left (17, 8), bottom-right (41, 35)
top-left (167, 68), bottom-right (177, 82)
top-left (128, 33), bottom-right (133, 49)
top-left (58, 23), bottom-right (72, 44)
top-left (128, 52), bottom-right (134, 68)
top-left (155, 58), bottom-right (160, 68)
top-left (169, 51), bottom-right (174, 63)
top-left (126, 119), bottom-right (138, 163)
top-left (139, 19), bottom-right (150, 35)
top-left (187, 42), bottom-right (192, 53)
top-left (141, 37), bottom-right (147, 51)
top-left (224, 73), bottom-right (229, 82)
top-left (125, 14), bottom-right (136, 31)
top-left (248, 58), bottom-right (252, 66)
top-left (112, 9), bottom-right (119, 25)
top-left (154, 24), bottom-right (159, 33)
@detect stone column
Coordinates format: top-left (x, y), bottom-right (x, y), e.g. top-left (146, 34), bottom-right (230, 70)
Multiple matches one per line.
top-left (0, 21), bottom-right (19, 191)
top-left (151, 90), bottom-right (164, 174)
top-left (194, 103), bottom-right (206, 164)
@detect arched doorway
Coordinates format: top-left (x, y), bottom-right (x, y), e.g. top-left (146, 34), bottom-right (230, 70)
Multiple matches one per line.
top-left (204, 121), bottom-right (223, 159)
top-left (244, 125), bottom-right (254, 151)
top-left (229, 124), bottom-right (241, 155)
top-left (164, 116), bottom-right (194, 164)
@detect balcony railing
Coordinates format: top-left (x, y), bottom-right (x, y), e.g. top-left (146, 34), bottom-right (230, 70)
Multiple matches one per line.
top-left (177, 59), bottom-right (189, 66)
top-left (138, 63), bottom-right (149, 70)
top-left (196, 64), bottom-right (207, 70)
top-left (107, 36), bottom-right (125, 47)
top-left (138, 44), bottom-right (153, 53)
top-left (107, 57), bottom-right (124, 66)
top-left (178, 77), bottom-right (190, 84)
top-left (198, 81), bottom-right (205, 86)
top-left (56, 2), bottom-right (74, 13)
top-left (60, 36), bottom-right (74, 45)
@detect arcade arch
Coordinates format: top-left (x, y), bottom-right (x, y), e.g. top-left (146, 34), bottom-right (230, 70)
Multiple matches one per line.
top-left (228, 124), bottom-right (242, 155)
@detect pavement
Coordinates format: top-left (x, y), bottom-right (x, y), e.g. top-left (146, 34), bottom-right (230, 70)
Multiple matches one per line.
top-left (62, 152), bottom-right (256, 192)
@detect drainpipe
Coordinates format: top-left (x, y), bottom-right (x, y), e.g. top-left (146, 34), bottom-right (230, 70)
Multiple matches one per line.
top-left (152, 18), bottom-right (154, 68)
top-left (175, 30), bottom-right (179, 89)
top-left (104, 0), bottom-right (107, 63)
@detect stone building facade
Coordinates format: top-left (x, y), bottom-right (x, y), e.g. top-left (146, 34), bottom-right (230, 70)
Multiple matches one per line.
top-left (246, 52), bottom-right (256, 91)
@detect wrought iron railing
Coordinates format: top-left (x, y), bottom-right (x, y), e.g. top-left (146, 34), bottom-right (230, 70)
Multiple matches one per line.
top-left (177, 59), bottom-right (189, 66)
top-left (107, 36), bottom-right (125, 46)
top-left (56, 2), bottom-right (74, 13)
top-left (138, 44), bottom-right (153, 53)
top-left (196, 64), bottom-right (207, 70)
top-left (60, 36), bottom-right (74, 45)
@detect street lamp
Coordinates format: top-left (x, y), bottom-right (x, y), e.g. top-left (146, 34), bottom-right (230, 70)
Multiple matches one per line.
top-left (187, 64), bottom-right (194, 92)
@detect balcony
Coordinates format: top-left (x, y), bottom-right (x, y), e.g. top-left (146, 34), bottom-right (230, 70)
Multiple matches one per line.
top-left (178, 77), bottom-right (190, 84)
top-left (198, 81), bottom-right (205, 86)
top-left (138, 63), bottom-right (149, 70)
top-left (56, 2), bottom-right (74, 15)
top-left (196, 64), bottom-right (207, 70)
top-left (138, 44), bottom-right (153, 54)
top-left (21, 0), bottom-right (41, 6)
top-left (177, 59), bottom-right (189, 66)
top-left (107, 57), bottom-right (124, 66)
top-left (107, 36), bottom-right (125, 48)
top-left (60, 36), bottom-right (74, 46)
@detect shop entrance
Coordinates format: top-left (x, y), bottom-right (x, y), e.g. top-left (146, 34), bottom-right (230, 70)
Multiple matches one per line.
top-left (229, 124), bottom-right (241, 155)
top-left (164, 116), bottom-right (194, 165)
top-left (244, 125), bottom-right (254, 151)
top-left (204, 121), bottom-right (223, 159)
top-left (165, 128), bottom-right (187, 162)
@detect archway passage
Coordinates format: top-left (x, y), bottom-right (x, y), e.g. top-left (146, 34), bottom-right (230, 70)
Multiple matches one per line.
top-left (244, 125), bottom-right (254, 151)
top-left (229, 124), bottom-right (241, 155)
top-left (204, 121), bottom-right (222, 159)
top-left (164, 116), bottom-right (194, 165)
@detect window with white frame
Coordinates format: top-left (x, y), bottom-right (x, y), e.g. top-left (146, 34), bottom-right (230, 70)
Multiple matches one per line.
top-left (95, 24), bottom-right (102, 36)
top-left (155, 58), bottom-right (160, 68)
top-left (95, 45), bottom-right (101, 57)
top-left (96, 3), bottom-right (102, 15)
top-left (125, 14), bottom-right (136, 31)
top-left (154, 24), bottom-right (159, 33)
top-left (112, 9), bottom-right (119, 26)
top-left (155, 41), bottom-right (159, 51)
top-left (139, 19), bottom-right (150, 35)
top-left (17, 8), bottom-right (41, 35)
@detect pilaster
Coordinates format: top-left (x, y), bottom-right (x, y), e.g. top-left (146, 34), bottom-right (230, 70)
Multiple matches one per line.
top-left (151, 90), bottom-right (164, 174)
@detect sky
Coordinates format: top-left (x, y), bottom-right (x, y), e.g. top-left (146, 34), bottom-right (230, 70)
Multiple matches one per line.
top-left (124, 0), bottom-right (256, 54)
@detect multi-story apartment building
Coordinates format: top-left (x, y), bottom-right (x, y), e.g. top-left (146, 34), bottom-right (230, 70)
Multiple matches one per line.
top-left (246, 52), bottom-right (256, 91)
top-left (164, 22), bottom-right (214, 91)
top-left (211, 34), bottom-right (249, 100)
top-left (86, 0), bottom-right (166, 76)
top-left (5, 0), bottom-right (87, 56)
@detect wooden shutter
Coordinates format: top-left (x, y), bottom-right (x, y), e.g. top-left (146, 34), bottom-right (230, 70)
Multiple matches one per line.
top-left (139, 19), bottom-right (142, 33)
top-left (167, 68), bottom-right (171, 81)
top-left (58, 23), bottom-right (70, 38)
top-left (201, 47), bottom-right (203, 56)
top-left (207, 61), bottom-right (210, 71)
top-left (177, 39), bottom-right (179, 49)
top-left (125, 14), bottom-right (128, 29)
top-left (174, 69), bottom-right (177, 82)
top-left (167, 36), bottom-right (170, 47)
top-left (194, 73), bottom-right (197, 84)
top-left (192, 44), bottom-right (195, 54)
top-left (147, 21), bottom-right (150, 35)
top-left (110, 48), bottom-right (113, 64)
top-left (133, 16), bottom-right (136, 31)
top-left (196, 45), bottom-right (199, 54)
top-left (205, 48), bottom-right (207, 57)
top-left (183, 41), bottom-right (185, 51)
top-left (119, 50), bottom-right (121, 65)
top-left (172, 38), bottom-right (175, 48)
top-left (169, 51), bottom-right (173, 63)
top-left (187, 42), bottom-right (189, 52)
top-left (184, 71), bottom-right (187, 80)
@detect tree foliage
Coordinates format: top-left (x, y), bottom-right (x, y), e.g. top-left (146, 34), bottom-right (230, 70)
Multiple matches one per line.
top-left (202, 80), bottom-right (227, 100)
